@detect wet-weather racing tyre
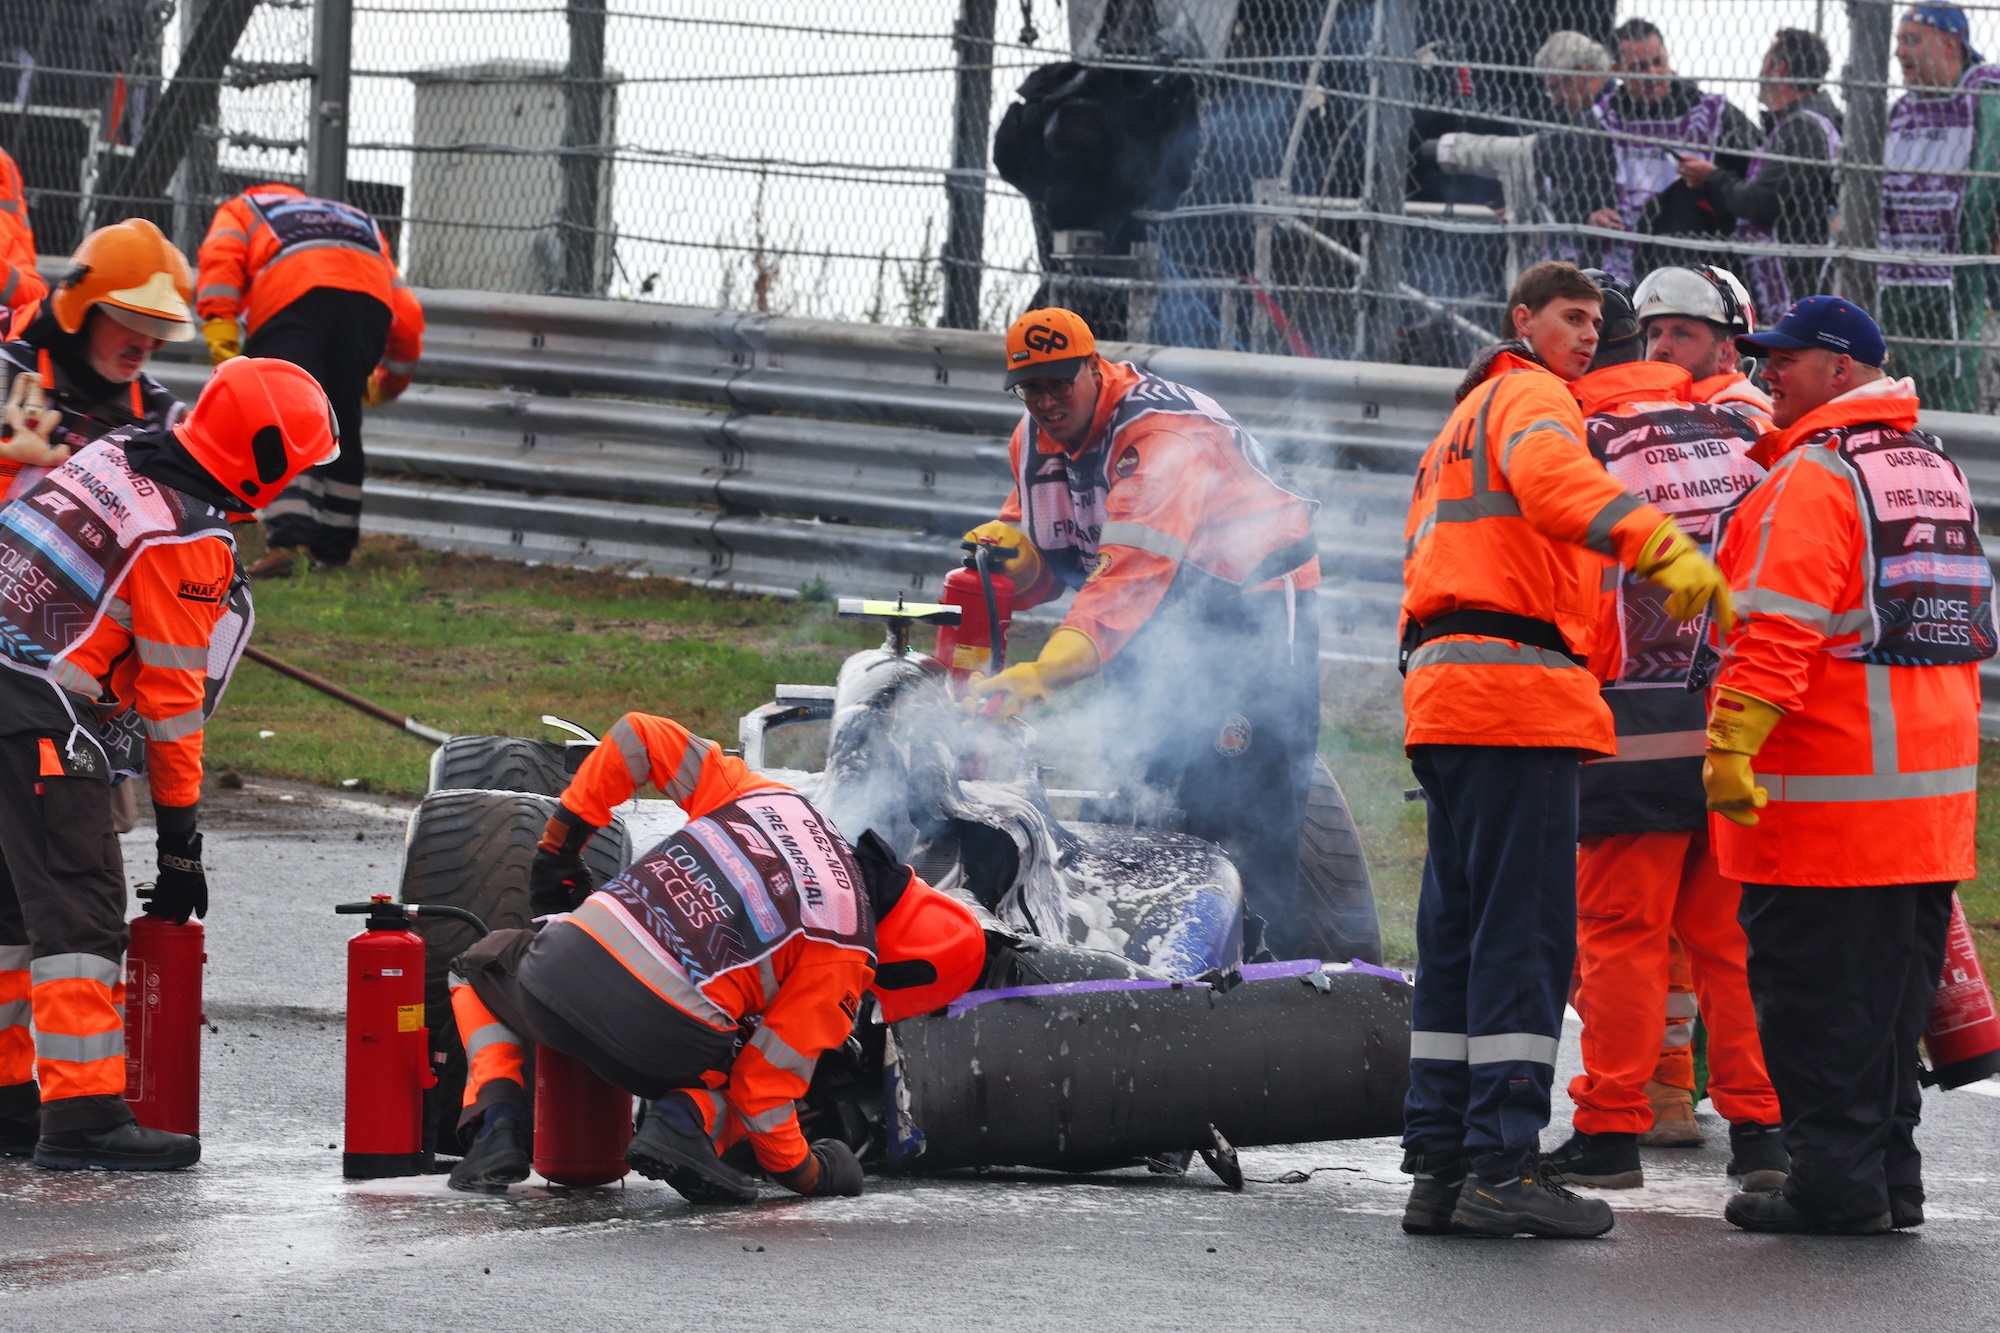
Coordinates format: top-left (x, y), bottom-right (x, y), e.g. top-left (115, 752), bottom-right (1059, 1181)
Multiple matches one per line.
top-left (400, 789), bottom-right (630, 1155)
top-left (426, 734), bottom-right (583, 797)
top-left (1293, 757), bottom-right (1383, 965)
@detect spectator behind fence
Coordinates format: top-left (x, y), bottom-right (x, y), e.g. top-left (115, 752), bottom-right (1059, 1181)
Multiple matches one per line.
top-left (1418, 31), bottom-right (1617, 285)
top-left (1679, 29), bottom-right (1843, 318)
top-left (1880, 4), bottom-right (2000, 412)
top-left (1593, 18), bottom-right (1760, 284)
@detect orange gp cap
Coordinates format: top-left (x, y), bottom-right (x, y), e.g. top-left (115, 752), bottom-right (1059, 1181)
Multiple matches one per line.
top-left (1004, 307), bottom-right (1095, 389)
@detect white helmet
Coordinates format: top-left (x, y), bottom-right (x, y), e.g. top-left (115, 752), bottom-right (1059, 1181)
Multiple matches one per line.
top-left (1632, 265), bottom-right (1756, 335)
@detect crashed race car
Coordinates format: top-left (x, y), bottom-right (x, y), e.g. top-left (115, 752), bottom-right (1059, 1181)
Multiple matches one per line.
top-left (398, 604), bottom-right (1411, 1184)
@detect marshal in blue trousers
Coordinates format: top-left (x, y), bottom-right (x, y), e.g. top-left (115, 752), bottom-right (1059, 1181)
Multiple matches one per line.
top-left (1402, 744), bottom-right (1579, 1178)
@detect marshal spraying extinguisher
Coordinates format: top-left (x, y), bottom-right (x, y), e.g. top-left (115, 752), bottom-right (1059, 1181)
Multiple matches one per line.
top-left (935, 539), bottom-right (1016, 694)
top-left (123, 913), bottom-right (205, 1135)
top-left (1922, 892), bottom-right (2000, 1090)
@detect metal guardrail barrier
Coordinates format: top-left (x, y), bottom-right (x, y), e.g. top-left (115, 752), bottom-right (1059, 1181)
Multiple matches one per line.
top-left (148, 287), bottom-right (2000, 729)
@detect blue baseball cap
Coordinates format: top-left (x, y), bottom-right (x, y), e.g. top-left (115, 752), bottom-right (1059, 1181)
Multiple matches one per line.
top-left (1735, 295), bottom-right (1887, 367)
top-left (1904, 5), bottom-right (1984, 64)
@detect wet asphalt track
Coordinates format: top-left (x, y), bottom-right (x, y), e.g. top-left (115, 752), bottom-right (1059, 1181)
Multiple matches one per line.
top-left (4, 779), bottom-right (1998, 1331)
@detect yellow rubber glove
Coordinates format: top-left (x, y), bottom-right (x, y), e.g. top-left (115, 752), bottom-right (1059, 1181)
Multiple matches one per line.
top-left (363, 367), bottom-right (412, 408)
top-left (967, 626), bottom-right (1099, 721)
top-left (1632, 517), bottom-right (1736, 633)
top-left (1703, 686), bottom-right (1784, 827)
top-left (203, 317), bottom-right (242, 365)
top-left (0, 371), bottom-right (69, 467)
top-left (963, 519), bottom-right (1043, 593)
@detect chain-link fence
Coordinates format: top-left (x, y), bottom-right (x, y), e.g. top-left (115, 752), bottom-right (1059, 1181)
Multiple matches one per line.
top-left (10, 1), bottom-right (2000, 403)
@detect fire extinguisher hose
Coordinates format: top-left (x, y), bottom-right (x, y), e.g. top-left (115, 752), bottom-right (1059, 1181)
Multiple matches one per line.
top-left (335, 900), bottom-right (490, 937)
top-left (973, 542), bottom-right (1007, 675)
top-left (243, 644), bottom-right (453, 745)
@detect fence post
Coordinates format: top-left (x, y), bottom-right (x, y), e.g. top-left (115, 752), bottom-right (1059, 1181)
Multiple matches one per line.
top-left (170, 0), bottom-right (221, 254)
top-left (306, 0), bottom-right (353, 199)
top-left (941, 0), bottom-right (997, 330)
top-left (1361, 0), bottom-right (1413, 360)
top-left (560, 0), bottom-right (607, 295)
top-left (1837, 0), bottom-right (1892, 310)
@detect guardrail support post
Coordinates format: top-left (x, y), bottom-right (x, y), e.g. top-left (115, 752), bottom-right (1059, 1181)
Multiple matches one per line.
top-left (307, 0), bottom-right (353, 199)
top-left (561, 0), bottom-right (609, 296)
top-left (1360, 0), bottom-right (1413, 361)
top-left (1836, 0), bottom-right (1892, 310)
top-left (942, 0), bottom-right (998, 329)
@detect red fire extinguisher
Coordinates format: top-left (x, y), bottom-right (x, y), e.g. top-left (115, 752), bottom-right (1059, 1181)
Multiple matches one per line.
top-left (533, 1043), bottom-right (633, 1187)
top-left (1923, 892), bottom-right (2000, 1089)
top-left (123, 913), bottom-right (204, 1135)
top-left (935, 539), bottom-right (1015, 693)
top-left (335, 896), bottom-right (446, 1178)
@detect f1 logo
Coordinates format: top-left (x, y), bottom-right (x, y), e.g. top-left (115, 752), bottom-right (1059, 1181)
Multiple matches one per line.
top-left (1022, 324), bottom-right (1069, 354)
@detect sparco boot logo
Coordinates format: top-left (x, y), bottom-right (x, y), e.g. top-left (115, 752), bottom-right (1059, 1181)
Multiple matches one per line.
top-left (1215, 713), bottom-right (1252, 757)
top-left (1022, 325), bottom-right (1069, 354)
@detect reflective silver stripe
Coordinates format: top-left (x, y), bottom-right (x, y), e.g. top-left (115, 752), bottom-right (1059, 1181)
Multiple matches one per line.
top-left (1662, 1023), bottom-right (1696, 1049)
top-left (748, 1023), bottom-right (816, 1082)
top-left (380, 357), bottom-right (418, 375)
top-left (755, 958), bottom-right (779, 1004)
top-left (1405, 638), bottom-right (1584, 672)
top-left (1584, 492), bottom-right (1644, 556)
top-left (1467, 1032), bottom-right (1561, 1066)
top-left (1597, 730), bottom-right (1707, 763)
top-left (1407, 377), bottom-right (1519, 560)
top-left (0, 944), bottom-right (30, 970)
top-left (1409, 1030), bottom-right (1468, 1061)
top-left (740, 1101), bottom-right (797, 1134)
top-left (690, 1087), bottom-right (730, 1144)
top-left (569, 897), bottom-right (732, 1026)
top-left (136, 638), bottom-right (209, 670)
top-left (269, 237), bottom-right (386, 262)
top-left (606, 716), bottom-right (651, 785)
top-left (204, 225), bottom-right (250, 243)
top-left (104, 597), bottom-right (132, 630)
top-left (462, 1020), bottom-right (522, 1062)
top-left (1866, 663), bottom-right (1897, 779)
top-left (50, 660), bottom-right (100, 696)
top-left (1601, 563), bottom-right (1621, 593)
top-left (1665, 992), bottom-right (1701, 1018)
top-left (0, 193), bottom-right (19, 215)
top-left (664, 735), bottom-right (714, 803)
top-left (1736, 586), bottom-right (1871, 636)
top-left (1099, 520), bottom-right (1187, 563)
top-left (0, 998), bottom-right (28, 1028)
top-left (1500, 417), bottom-right (1579, 471)
top-left (31, 953), bottom-right (122, 987)
top-left (0, 265), bottom-right (18, 305)
top-left (323, 479), bottom-right (364, 501)
top-left (1766, 766), bottom-right (1980, 802)
top-left (448, 971), bottom-right (467, 989)
top-left (1432, 492), bottom-right (1524, 524)
top-left (35, 1028), bottom-right (126, 1063)
top-left (142, 708), bottom-right (204, 742)
top-left (197, 283), bottom-right (242, 302)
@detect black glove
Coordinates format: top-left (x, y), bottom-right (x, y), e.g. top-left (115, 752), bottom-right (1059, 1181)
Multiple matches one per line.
top-left (1417, 137), bottom-right (1441, 168)
top-left (528, 806), bottom-right (599, 916)
top-left (141, 804), bottom-right (207, 924)
top-left (773, 1138), bottom-right (865, 1197)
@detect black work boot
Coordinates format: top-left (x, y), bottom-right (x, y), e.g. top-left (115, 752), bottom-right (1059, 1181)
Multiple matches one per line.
top-left (1890, 1191), bottom-right (1925, 1230)
top-left (1400, 1145), bottom-right (1469, 1234)
top-left (1451, 1159), bottom-right (1616, 1238)
top-left (1725, 1122), bottom-right (1790, 1192)
top-left (35, 1121), bottom-right (200, 1171)
top-left (1544, 1130), bottom-right (1643, 1189)
top-left (0, 1084), bottom-right (38, 1157)
top-left (1724, 1189), bottom-right (1891, 1235)
top-left (626, 1095), bottom-right (760, 1204)
top-left (448, 1110), bottom-right (531, 1193)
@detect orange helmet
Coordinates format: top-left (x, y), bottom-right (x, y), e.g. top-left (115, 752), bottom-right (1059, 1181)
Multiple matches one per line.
top-left (52, 218), bottom-right (196, 342)
top-left (868, 875), bottom-right (986, 1023)
top-left (174, 358), bottom-right (339, 507)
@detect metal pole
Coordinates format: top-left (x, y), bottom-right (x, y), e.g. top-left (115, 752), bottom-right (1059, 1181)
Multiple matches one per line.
top-left (941, 0), bottom-right (997, 330)
top-left (1362, 0), bottom-right (1413, 360)
top-left (306, 0), bottom-right (352, 199)
top-left (170, 0), bottom-right (220, 255)
top-left (1837, 0), bottom-right (1892, 310)
top-left (560, 0), bottom-right (607, 295)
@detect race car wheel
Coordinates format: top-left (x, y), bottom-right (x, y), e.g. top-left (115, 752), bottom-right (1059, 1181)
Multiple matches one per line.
top-left (426, 734), bottom-right (577, 796)
top-left (400, 789), bottom-right (630, 1155)
top-left (1293, 757), bottom-right (1383, 966)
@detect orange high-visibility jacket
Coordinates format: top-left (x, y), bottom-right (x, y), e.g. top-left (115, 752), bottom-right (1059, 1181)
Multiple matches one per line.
top-left (0, 149), bottom-right (46, 327)
top-left (559, 713), bottom-right (873, 1173)
top-left (1710, 380), bottom-right (1982, 886)
top-left (995, 358), bottom-right (1320, 661)
top-left (1401, 348), bottom-right (1674, 753)
top-left (1690, 370), bottom-right (1774, 435)
top-left (196, 184), bottom-right (424, 374)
